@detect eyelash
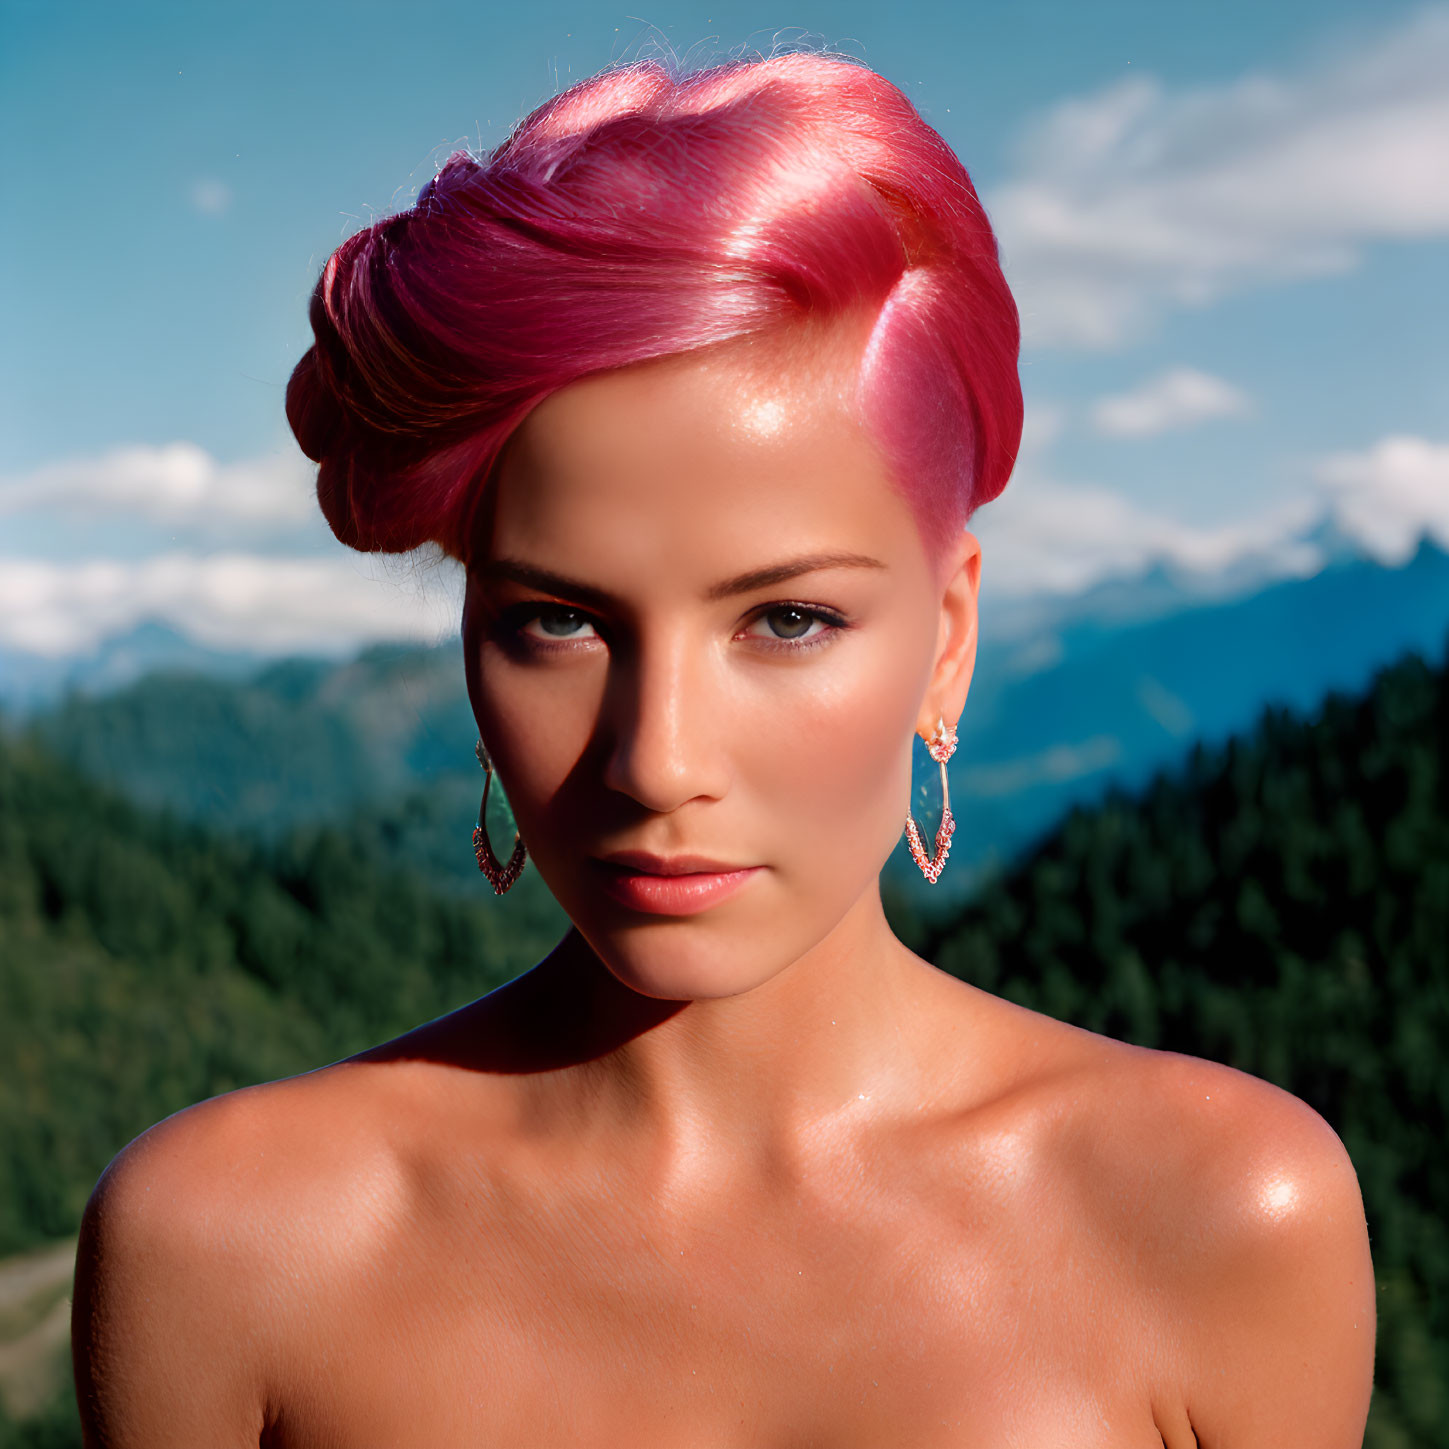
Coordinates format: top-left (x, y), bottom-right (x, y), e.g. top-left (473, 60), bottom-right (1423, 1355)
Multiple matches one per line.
top-left (494, 601), bottom-right (850, 656)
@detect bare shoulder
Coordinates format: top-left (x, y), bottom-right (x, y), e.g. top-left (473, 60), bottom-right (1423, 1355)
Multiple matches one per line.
top-left (925, 975), bottom-right (1374, 1446)
top-left (1057, 1040), bottom-right (1364, 1239)
top-left (81, 1050), bottom-right (453, 1284)
top-left (1027, 1023), bottom-right (1375, 1447)
top-left (947, 985), bottom-right (1368, 1262)
top-left (73, 1059), bottom-right (438, 1445)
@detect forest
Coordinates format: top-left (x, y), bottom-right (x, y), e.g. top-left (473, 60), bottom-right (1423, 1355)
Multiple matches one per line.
top-left (0, 636), bottom-right (1445, 1446)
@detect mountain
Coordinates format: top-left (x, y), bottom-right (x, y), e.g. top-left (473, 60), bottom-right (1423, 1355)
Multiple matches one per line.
top-left (0, 620), bottom-right (273, 718)
top-left (929, 536), bottom-right (1449, 905)
top-left (21, 640), bottom-right (474, 836)
top-left (976, 502), bottom-right (1375, 650)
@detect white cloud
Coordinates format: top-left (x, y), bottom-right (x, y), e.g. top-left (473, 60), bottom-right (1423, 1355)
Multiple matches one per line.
top-left (1090, 367), bottom-right (1253, 438)
top-left (1016, 401), bottom-right (1066, 463)
top-left (973, 473), bottom-right (1324, 598)
top-left (975, 423), bottom-right (1449, 600)
top-left (990, 5), bottom-right (1449, 347)
top-left (1314, 434), bottom-right (1449, 564)
top-left (0, 443), bottom-right (316, 533)
top-left (190, 179), bottom-right (233, 215)
top-left (0, 551), bottom-right (465, 657)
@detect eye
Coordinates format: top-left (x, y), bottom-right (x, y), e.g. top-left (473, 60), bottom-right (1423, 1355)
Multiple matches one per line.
top-left (503, 603), bottom-right (599, 647)
top-left (743, 604), bottom-right (845, 651)
top-left (532, 606), bottom-right (595, 639)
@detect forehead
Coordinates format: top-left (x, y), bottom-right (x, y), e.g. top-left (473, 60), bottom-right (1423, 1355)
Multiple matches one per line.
top-left (485, 328), bottom-right (926, 584)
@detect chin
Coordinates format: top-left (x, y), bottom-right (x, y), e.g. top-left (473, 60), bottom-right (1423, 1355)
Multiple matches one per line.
top-left (584, 915), bottom-right (800, 1003)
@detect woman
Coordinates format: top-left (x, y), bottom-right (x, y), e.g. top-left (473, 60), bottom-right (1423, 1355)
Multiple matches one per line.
top-left (73, 52), bottom-right (1375, 1447)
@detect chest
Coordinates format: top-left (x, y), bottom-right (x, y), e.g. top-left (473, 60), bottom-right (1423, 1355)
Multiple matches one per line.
top-left (265, 1185), bottom-right (1171, 1448)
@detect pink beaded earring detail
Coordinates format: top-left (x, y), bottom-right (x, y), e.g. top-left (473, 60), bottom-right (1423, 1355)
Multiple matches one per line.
top-left (473, 739), bottom-right (527, 895)
top-left (904, 716), bottom-right (957, 884)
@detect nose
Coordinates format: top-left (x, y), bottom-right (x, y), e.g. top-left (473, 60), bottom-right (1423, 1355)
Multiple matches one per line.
top-left (600, 627), bottom-right (729, 814)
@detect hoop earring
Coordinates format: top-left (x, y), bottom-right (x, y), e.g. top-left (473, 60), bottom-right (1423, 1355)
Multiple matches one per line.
top-left (472, 739), bottom-right (527, 895)
top-left (904, 716), bottom-right (957, 885)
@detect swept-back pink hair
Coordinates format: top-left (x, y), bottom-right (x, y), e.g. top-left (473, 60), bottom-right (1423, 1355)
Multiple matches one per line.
top-left (286, 52), bottom-right (1022, 571)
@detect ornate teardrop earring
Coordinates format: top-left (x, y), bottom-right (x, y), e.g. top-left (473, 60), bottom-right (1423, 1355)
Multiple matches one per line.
top-left (904, 716), bottom-right (957, 885)
top-left (472, 739), bottom-right (527, 895)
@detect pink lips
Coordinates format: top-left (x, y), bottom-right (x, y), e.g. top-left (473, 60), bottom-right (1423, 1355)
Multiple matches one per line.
top-left (593, 852), bottom-right (762, 916)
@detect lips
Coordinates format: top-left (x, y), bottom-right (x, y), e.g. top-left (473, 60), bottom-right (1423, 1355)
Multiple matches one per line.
top-left (597, 849), bottom-right (750, 876)
top-left (591, 853), bottom-right (763, 916)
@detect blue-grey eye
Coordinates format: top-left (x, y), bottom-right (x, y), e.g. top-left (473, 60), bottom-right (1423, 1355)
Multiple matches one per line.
top-left (532, 606), bottom-right (593, 638)
top-left (763, 605), bottom-right (815, 639)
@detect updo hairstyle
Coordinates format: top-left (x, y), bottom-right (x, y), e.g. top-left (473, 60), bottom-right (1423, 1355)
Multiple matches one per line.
top-left (286, 52), bottom-right (1023, 571)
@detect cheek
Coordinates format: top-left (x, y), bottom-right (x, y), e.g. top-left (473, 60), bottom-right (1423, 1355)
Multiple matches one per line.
top-left (743, 620), bottom-right (928, 876)
top-left (468, 643), bottom-right (599, 807)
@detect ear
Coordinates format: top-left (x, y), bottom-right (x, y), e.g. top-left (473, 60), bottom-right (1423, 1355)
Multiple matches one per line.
top-left (460, 569), bottom-right (489, 735)
top-left (916, 528), bottom-right (981, 739)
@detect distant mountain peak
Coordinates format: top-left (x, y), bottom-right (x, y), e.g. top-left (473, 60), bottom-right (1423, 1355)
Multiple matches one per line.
top-left (0, 615), bottom-right (274, 716)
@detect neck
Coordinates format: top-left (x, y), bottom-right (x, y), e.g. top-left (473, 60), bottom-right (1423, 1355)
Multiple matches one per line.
top-left (496, 885), bottom-right (964, 1181)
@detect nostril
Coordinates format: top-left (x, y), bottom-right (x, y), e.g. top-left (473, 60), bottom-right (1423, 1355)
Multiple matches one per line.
top-left (601, 720), bottom-right (727, 814)
top-left (602, 743), bottom-right (705, 813)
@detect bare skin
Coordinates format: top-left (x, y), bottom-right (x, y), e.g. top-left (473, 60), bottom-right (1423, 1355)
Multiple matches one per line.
top-left (72, 322), bottom-right (1376, 1447)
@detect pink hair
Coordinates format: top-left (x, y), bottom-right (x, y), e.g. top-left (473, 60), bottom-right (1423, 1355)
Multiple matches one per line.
top-left (286, 52), bottom-right (1022, 570)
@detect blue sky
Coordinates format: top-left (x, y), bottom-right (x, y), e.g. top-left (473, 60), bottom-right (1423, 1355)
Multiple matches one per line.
top-left (1, 0), bottom-right (1446, 657)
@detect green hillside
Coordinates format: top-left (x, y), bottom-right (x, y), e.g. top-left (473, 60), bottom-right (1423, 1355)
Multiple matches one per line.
top-left (2, 640), bottom-right (1446, 1445)
top-left (0, 733), bottom-right (569, 1258)
top-left (26, 641), bottom-right (475, 839)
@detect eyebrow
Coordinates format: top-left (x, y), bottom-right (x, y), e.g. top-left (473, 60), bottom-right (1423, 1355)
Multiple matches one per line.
top-left (477, 550), bottom-right (888, 608)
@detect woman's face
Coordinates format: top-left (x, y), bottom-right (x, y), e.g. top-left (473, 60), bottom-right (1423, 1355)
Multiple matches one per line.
top-left (463, 328), bottom-right (979, 1001)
